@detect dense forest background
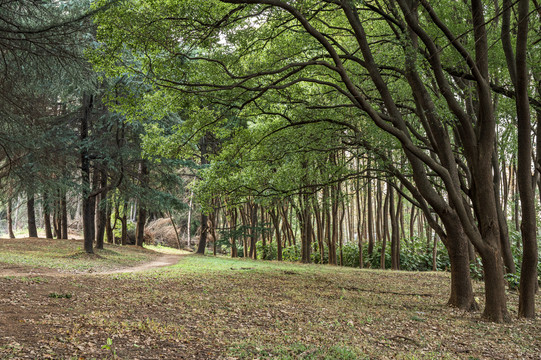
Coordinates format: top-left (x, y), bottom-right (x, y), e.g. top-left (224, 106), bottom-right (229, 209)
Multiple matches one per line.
top-left (1, 0), bottom-right (540, 323)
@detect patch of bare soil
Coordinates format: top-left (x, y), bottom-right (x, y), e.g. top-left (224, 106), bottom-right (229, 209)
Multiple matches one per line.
top-left (0, 253), bottom-right (182, 277)
top-left (97, 254), bottom-right (182, 274)
top-left (0, 263), bottom-right (63, 277)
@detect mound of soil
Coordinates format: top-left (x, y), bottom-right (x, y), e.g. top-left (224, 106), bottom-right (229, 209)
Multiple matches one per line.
top-left (145, 218), bottom-right (184, 248)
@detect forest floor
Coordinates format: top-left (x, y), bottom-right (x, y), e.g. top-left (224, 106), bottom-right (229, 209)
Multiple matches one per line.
top-left (0, 238), bottom-right (539, 360)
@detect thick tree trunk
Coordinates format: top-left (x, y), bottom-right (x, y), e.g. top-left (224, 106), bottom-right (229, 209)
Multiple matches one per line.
top-left (196, 212), bottom-right (208, 254)
top-left (444, 221), bottom-right (478, 311)
top-left (27, 193), bottom-right (38, 238)
top-left (135, 205), bottom-right (147, 247)
top-left (480, 244), bottom-right (510, 322)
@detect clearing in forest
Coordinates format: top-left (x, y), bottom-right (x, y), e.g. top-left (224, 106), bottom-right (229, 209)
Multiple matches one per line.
top-left (0, 238), bottom-right (539, 359)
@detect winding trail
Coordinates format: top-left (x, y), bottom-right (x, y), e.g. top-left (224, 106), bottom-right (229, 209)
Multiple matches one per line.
top-left (0, 253), bottom-right (184, 277)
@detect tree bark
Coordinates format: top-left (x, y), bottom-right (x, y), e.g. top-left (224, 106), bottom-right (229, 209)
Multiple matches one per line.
top-left (81, 93), bottom-right (94, 254)
top-left (43, 194), bottom-right (53, 239)
top-left (95, 171), bottom-right (108, 250)
top-left (7, 199), bottom-right (15, 238)
top-left (514, 0), bottom-right (537, 319)
top-left (26, 193), bottom-right (38, 238)
top-left (61, 192), bottom-right (68, 239)
top-left (135, 160), bottom-right (149, 247)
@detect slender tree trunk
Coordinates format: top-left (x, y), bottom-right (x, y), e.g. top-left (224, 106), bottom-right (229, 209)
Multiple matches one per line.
top-left (105, 195), bottom-right (114, 244)
top-left (61, 192), bottom-right (68, 240)
top-left (302, 193), bottom-right (312, 264)
top-left (229, 208), bottom-right (238, 258)
top-left (121, 204), bottom-right (128, 245)
top-left (43, 194), bottom-right (53, 239)
top-left (196, 135), bottom-right (210, 254)
top-left (338, 200), bottom-right (345, 266)
top-left (329, 184), bottom-right (339, 265)
top-left (514, 0), bottom-right (537, 318)
top-left (187, 189), bottom-right (193, 248)
top-left (270, 208), bottom-right (282, 261)
top-left (7, 199), bottom-right (15, 238)
top-left (95, 171), bottom-right (107, 250)
top-left (135, 161), bottom-right (149, 247)
top-left (493, 149), bottom-right (516, 274)
top-left (81, 93), bottom-right (94, 253)
top-left (249, 202), bottom-right (258, 259)
top-left (390, 185), bottom-right (400, 270)
top-left (367, 175), bottom-right (374, 257)
top-left (313, 198), bottom-right (324, 264)
top-left (380, 184), bottom-right (390, 269)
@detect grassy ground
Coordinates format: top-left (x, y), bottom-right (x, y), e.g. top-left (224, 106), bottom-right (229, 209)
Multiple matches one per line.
top-left (0, 237), bottom-right (169, 273)
top-left (0, 239), bottom-right (539, 359)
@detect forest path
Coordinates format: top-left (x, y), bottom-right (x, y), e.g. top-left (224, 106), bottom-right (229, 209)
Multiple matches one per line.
top-left (97, 253), bottom-right (183, 275)
top-left (0, 253), bottom-right (184, 277)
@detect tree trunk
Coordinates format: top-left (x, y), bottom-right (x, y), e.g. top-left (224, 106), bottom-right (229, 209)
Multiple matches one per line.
top-left (43, 194), bottom-right (53, 239)
top-left (301, 193), bottom-right (312, 264)
top-left (61, 192), bottom-right (68, 239)
top-left (81, 93), bottom-right (94, 253)
top-left (27, 193), bottom-right (38, 238)
top-left (514, 0), bottom-right (537, 319)
top-left (196, 212), bottom-right (208, 254)
top-left (492, 148), bottom-right (516, 274)
top-left (121, 206), bottom-right (127, 246)
top-left (187, 189), bottom-right (193, 248)
top-left (270, 208), bottom-right (282, 261)
top-left (390, 185), bottom-right (400, 270)
top-left (95, 171), bottom-right (107, 250)
top-left (106, 196), bottom-right (114, 244)
top-left (135, 160), bottom-right (149, 247)
top-left (196, 135), bottom-right (209, 255)
top-left (329, 184), bottom-right (339, 265)
top-left (443, 219), bottom-right (478, 311)
top-left (229, 208), bottom-right (238, 258)
top-left (480, 244), bottom-right (510, 322)
top-left (249, 202), bottom-right (258, 259)
top-left (7, 199), bottom-right (15, 238)
top-left (367, 175), bottom-right (374, 257)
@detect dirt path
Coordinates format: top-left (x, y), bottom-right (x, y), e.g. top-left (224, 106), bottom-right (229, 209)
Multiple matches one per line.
top-left (0, 253), bottom-right (183, 277)
top-left (97, 254), bottom-right (183, 274)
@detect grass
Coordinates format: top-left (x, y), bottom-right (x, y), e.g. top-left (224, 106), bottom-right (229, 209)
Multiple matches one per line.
top-left (0, 237), bottom-right (161, 272)
top-left (0, 240), bottom-right (540, 359)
